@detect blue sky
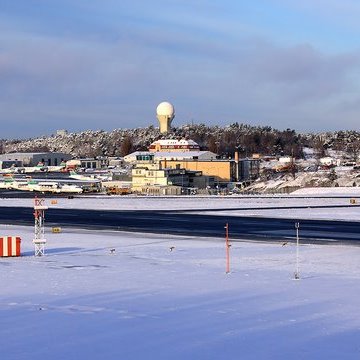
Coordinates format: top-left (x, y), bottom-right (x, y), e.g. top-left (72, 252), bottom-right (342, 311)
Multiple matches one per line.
top-left (0, 0), bottom-right (360, 137)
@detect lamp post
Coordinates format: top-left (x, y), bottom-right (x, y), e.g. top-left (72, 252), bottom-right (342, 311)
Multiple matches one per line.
top-left (235, 145), bottom-right (241, 182)
top-left (294, 222), bottom-right (300, 280)
top-left (225, 223), bottom-right (230, 274)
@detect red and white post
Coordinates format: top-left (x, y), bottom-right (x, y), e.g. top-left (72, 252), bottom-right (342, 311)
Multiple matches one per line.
top-left (33, 197), bottom-right (48, 256)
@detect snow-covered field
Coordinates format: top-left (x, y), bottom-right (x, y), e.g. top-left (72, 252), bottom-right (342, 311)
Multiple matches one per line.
top-left (2, 189), bottom-right (360, 221)
top-left (1, 225), bottom-right (360, 359)
top-left (0, 192), bottom-right (360, 211)
top-left (200, 205), bottom-right (360, 221)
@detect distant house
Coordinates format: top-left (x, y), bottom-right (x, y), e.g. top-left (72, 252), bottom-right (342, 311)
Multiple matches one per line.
top-left (79, 157), bottom-right (108, 169)
top-left (320, 157), bottom-right (336, 167)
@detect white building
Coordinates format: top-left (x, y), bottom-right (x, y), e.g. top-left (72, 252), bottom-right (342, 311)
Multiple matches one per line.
top-left (0, 152), bottom-right (72, 167)
top-left (124, 151), bottom-right (217, 163)
top-left (149, 139), bottom-right (200, 152)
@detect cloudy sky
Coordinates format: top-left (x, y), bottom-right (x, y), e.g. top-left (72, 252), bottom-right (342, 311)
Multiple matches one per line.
top-left (0, 0), bottom-right (359, 137)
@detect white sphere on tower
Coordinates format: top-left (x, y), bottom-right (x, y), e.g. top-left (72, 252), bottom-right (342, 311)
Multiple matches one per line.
top-left (156, 101), bottom-right (175, 133)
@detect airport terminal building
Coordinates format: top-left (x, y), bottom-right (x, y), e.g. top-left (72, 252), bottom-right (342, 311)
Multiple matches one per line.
top-left (0, 152), bottom-right (72, 167)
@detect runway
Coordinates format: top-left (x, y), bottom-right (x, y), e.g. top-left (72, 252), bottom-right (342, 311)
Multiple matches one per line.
top-left (0, 206), bottom-right (359, 243)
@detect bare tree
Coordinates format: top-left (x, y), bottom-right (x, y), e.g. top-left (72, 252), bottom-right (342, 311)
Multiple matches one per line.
top-left (313, 136), bottom-right (327, 159)
top-left (346, 140), bottom-right (360, 162)
top-left (120, 136), bottom-right (133, 156)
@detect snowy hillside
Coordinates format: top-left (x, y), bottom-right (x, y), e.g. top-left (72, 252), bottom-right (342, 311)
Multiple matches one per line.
top-left (244, 169), bottom-right (360, 194)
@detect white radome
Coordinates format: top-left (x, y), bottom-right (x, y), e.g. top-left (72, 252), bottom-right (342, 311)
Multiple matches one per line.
top-left (156, 102), bottom-right (175, 117)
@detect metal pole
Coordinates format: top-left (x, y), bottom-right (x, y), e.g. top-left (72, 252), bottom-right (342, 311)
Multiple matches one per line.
top-left (225, 223), bottom-right (230, 273)
top-left (295, 222), bottom-right (300, 279)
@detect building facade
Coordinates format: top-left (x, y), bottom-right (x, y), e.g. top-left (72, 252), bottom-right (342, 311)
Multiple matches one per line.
top-left (149, 139), bottom-right (200, 152)
top-left (161, 159), bottom-right (236, 182)
top-left (238, 159), bottom-right (261, 182)
top-left (124, 151), bottom-right (217, 163)
top-left (0, 152), bottom-right (72, 167)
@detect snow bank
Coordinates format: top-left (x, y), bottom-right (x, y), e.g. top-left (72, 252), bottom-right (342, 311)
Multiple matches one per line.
top-left (292, 187), bottom-right (360, 196)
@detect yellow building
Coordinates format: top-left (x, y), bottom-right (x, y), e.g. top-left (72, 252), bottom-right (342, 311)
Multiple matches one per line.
top-left (131, 152), bottom-right (216, 193)
top-left (132, 166), bottom-right (169, 191)
top-left (131, 154), bottom-right (189, 192)
top-left (160, 159), bottom-right (235, 182)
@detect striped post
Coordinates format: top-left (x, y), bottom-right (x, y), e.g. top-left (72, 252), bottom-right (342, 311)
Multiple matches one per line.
top-left (0, 236), bottom-right (21, 257)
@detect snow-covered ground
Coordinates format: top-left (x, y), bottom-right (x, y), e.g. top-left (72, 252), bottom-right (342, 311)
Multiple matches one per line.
top-left (2, 190), bottom-right (360, 222)
top-left (201, 206), bottom-right (360, 221)
top-left (292, 187), bottom-right (360, 196)
top-left (1, 225), bottom-right (360, 359)
top-left (1, 191), bottom-right (360, 211)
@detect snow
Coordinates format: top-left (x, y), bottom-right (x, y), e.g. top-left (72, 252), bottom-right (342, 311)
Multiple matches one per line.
top-left (1, 192), bottom-right (360, 222)
top-left (292, 187), bottom-right (360, 195)
top-left (201, 206), bottom-right (360, 221)
top-left (1, 192), bottom-right (360, 211)
top-left (1, 225), bottom-right (360, 359)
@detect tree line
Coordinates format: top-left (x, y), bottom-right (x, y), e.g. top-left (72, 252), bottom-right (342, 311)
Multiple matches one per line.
top-left (2, 124), bottom-right (360, 160)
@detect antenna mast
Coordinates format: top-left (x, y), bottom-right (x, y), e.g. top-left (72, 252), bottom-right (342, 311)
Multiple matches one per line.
top-left (33, 197), bottom-right (48, 256)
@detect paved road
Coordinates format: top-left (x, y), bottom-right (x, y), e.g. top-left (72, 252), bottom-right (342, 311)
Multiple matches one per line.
top-left (0, 206), bottom-right (359, 243)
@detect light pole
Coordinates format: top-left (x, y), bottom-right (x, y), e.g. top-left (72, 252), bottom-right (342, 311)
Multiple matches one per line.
top-left (225, 223), bottom-right (230, 274)
top-left (235, 145), bottom-right (241, 182)
top-left (294, 222), bottom-right (300, 280)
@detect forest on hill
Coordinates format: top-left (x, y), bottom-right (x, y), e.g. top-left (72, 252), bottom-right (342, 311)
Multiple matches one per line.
top-left (1, 123), bottom-right (360, 160)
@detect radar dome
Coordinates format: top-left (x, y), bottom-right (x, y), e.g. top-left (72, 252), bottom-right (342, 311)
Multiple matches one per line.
top-left (156, 101), bottom-right (175, 117)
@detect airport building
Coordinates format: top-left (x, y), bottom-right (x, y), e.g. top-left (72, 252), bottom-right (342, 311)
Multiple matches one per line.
top-left (0, 160), bottom-right (23, 169)
top-left (149, 139), bottom-right (200, 152)
top-left (131, 153), bottom-right (214, 193)
top-left (127, 102), bottom-right (261, 189)
top-left (124, 150), bottom-right (217, 163)
top-left (162, 159), bottom-right (236, 182)
top-left (0, 152), bottom-right (72, 167)
top-left (238, 158), bottom-right (261, 182)
top-left (79, 157), bottom-right (108, 169)
top-left (126, 151), bottom-right (260, 185)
